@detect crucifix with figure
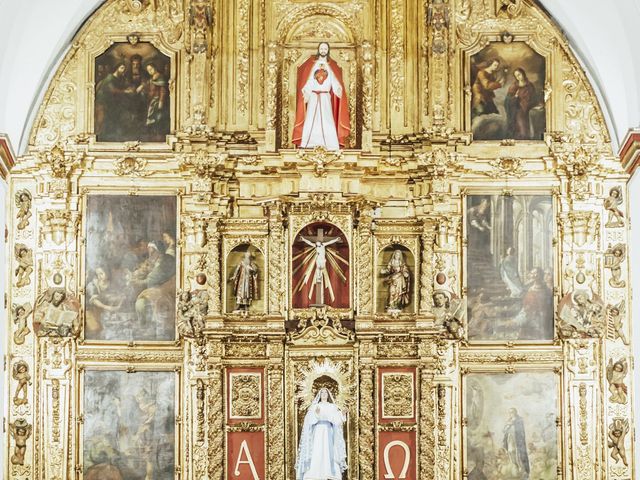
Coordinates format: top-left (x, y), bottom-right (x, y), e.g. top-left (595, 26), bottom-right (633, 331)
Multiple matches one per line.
top-left (294, 227), bottom-right (347, 307)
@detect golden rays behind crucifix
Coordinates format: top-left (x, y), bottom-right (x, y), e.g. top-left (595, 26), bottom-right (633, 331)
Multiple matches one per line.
top-left (293, 226), bottom-right (348, 306)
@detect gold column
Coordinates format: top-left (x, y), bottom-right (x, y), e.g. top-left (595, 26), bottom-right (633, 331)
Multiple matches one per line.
top-left (358, 363), bottom-right (375, 480)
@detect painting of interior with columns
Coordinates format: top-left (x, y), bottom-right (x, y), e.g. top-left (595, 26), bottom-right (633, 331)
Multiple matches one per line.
top-left (1, 1), bottom-right (635, 480)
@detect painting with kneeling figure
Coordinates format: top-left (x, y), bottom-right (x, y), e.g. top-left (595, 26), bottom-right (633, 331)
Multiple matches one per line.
top-left (85, 195), bottom-right (177, 341)
top-left (466, 195), bottom-right (554, 341)
top-left (470, 41), bottom-right (546, 141)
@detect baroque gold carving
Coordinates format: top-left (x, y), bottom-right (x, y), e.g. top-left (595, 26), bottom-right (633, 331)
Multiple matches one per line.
top-left (14, 245), bottom-right (33, 288)
top-left (114, 156), bottom-right (149, 176)
top-left (297, 146), bottom-right (343, 177)
top-left (608, 418), bottom-right (629, 466)
top-left (267, 365), bottom-right (285, 480)
top-left (3, 1), bottom-right (635, 479)
top-left (15, 190), bottom-right (32, 231)
top-left (487, 156), bottom-right (525, 178)
top-left (290, 307), bottom-right (354, 344)
top-left (12, 361), bottom-right (31, 407)
top-left (381, 373), bottom-right (414, 418)
top-left (236, 0), bottom-right (250, 114)
top-left (39, 210), bottom-right (81, 246)
top-left (13, 303), bottom-right (32, 345)
top-left (389, 0), bottom-right (405, 113)
top-left (230, 373), bottom-right (262, 419)
top-left (358, 365), bottom-right (374, 480)
top-left (224, 342), bottom-right (267, 359)
top-left (207, 367), bottom-right (224, 480)
top-left (177, 289), bottom-right (209, 338)
top-left (419, 371), bottom-right (435, 480)
top-left (9, 419), bottom-right (32, 466)
top-left (296, 357), bottom-right (353, 411)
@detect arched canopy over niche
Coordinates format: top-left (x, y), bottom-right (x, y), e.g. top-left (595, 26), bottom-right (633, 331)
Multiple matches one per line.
top-left (284, 15), bottom-right (354, 46)
top-left (278, 6), bottom-right (360, 45)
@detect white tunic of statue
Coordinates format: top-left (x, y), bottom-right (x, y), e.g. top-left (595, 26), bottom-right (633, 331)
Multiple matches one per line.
top-left (296, 388), bottom-right (347, 480)
top-left (300, 60), bottom-right (343, 150)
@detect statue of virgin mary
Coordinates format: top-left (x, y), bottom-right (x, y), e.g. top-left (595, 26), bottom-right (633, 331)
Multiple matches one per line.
top-left (295, 387), bottom-right (347, 480)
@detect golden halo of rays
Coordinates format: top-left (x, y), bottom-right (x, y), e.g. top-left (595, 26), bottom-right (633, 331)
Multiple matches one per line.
top-left (292, 241), bottom-right (348, 302)
top-left (296, 358), bottom-right (353, 412)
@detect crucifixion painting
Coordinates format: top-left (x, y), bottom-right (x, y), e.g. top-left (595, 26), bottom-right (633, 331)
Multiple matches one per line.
top-left (292, 223), bottom-right (349, 308)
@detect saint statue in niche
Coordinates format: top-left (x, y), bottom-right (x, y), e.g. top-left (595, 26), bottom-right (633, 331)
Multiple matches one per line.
top-left (292, 42), bottom-right (350, 150)
top-left (293, 225), bottom-right (348, 308)
top-left (295, 387), bottom-right (347, 480)
top-left (229, 251), bottom-right (259, 311)
top-left (380, 249), bottom-right (411, 312)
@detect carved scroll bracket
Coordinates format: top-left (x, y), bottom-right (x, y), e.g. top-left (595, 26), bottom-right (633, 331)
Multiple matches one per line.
top-left (550, 136), bottom-right (611, 202)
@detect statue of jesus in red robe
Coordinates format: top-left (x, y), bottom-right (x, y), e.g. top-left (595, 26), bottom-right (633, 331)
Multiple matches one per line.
top-left (292, 42), bottom-right (351, 150)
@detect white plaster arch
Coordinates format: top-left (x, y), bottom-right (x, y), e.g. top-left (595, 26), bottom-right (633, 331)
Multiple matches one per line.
top-left (0, 0), bottom-right (105, 153)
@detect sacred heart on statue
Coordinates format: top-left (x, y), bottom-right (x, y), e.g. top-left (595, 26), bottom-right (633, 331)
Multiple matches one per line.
top-left (292, 222), bottom-right (350, 309)
top-left (313, 67), bottom-right (329, 85)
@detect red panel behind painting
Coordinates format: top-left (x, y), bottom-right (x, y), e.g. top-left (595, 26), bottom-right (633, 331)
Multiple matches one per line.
top-left (227, 431), bottom-right (265, 480)
top-left (378, 431), bottom-right (417, 480)
top-left (291, 222), bottom-right (350, 308)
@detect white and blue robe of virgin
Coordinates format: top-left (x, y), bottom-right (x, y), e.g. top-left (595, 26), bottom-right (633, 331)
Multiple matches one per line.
top-left (295, 392), bottom-right (347, 480)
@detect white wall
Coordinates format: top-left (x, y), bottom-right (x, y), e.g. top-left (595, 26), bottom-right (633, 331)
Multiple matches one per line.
top-left (0, 0), bottom-right (104, 152)
top-left (0, 180), bottom-right (5, 479)
top-left (540, 0), bottom-right (640, 150)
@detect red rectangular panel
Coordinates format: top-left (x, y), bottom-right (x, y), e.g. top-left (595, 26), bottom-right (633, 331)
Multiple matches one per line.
top-left (227, 431), bottom-right (265, 480)
top-left (378, 431), bottom-right (417, 480)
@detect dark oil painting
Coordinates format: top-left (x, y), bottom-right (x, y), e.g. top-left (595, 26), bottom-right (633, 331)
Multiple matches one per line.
top-left (85, 195), bottom-right (176, 341)
top-left (471, 42), bottom-right (546, 141)
top-left (83, 370), bottom-right (175, 480)
top-left (466, 195), bottom-right (554, 341)
top-left (95, 41), bottom-right (171, 142)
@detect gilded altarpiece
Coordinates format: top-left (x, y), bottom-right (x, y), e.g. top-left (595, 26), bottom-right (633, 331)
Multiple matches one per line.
top-left (3, 0), bottom-right (635, 479)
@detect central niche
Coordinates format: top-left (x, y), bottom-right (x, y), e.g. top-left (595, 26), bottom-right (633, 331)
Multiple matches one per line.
top-left (280, 10), bottom-right (360, 149)
top-left (291, 221), bottom-right (350, 309)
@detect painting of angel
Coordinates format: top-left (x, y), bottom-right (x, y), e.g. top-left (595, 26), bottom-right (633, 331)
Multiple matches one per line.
top-left (471, 42), bottom-right (546, 141)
